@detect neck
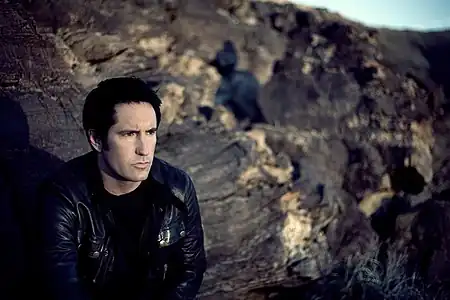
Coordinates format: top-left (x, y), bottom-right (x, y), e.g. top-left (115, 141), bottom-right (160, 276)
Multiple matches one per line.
top-left (97, 155), bottom-right (141, 196)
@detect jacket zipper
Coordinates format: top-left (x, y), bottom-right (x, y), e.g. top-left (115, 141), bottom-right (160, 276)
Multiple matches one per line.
top-left (139, 203), bottom-right (163, 255)
top-left (139, 215), bottom-right (150, 257)
top-left (163, 263), bottom-right (168, 281)
top-left (92, 236), bottom-right (112, 284)
top-left (92, 210), bottom-right (115, 285)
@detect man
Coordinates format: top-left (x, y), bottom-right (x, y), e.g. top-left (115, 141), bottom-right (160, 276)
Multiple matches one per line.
top-left (36, 77), bottom-right (207, 300)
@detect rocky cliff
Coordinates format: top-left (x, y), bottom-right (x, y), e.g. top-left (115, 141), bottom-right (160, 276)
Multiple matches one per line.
top-left (2, 0), bottom-right (450, 299)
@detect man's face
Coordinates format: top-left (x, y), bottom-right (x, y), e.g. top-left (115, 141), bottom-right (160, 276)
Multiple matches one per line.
top-left (99, 102), bottom-right (157, 182)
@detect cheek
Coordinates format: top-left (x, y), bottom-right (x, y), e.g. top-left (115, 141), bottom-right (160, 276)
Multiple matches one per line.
top-left (148, 136), bottom-right (157, 150)
top-left (105, 140), bottom-right (131, 161)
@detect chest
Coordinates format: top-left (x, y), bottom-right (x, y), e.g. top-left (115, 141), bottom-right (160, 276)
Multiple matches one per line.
top-left (76, 199), bottom-right (187, 287)
top-left (76, 196), bottom-right (186, 252)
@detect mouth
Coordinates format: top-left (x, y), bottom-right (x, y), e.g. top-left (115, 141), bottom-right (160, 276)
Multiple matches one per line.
top-left (133, 162), bottom-right (150, 169)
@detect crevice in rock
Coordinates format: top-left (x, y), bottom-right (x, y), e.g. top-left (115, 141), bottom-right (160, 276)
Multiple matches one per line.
top-left (369, 165), bottom-right (426, 247)
top-left (86, 48), bottom-right (128, 65)
top-left (389, 165), bottom-right (426, 195)
top-left (291, 160), bottom-right (300, 181)
top-left (350, 64), bottom-right (378, 87)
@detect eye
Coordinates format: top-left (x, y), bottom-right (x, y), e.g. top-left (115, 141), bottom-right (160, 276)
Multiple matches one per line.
top-left (122, 131), bottom-right (136, 137)
top-left (146, 129), bottom-right (157, 135)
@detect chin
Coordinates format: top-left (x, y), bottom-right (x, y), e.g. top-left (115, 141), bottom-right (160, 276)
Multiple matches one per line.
top-left (130, 173), bottom-right (150, 182)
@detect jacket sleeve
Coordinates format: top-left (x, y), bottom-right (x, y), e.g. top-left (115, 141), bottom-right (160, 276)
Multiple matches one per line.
top-left (37, 181), bottom-right (92, 300)
top-left (165, 176), bottom-right (207, 300)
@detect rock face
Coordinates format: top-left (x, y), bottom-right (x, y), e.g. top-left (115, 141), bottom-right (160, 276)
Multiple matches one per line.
top-left (2, 0), bottom-right (450, 299)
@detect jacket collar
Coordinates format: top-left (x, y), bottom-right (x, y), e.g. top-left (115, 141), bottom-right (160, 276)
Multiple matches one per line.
top-left (78, 151), bottom-right (188, 221)
top-left (82, 151), bottom-right (169, 205)
top-left (149, 155), bottom-right (165, 185)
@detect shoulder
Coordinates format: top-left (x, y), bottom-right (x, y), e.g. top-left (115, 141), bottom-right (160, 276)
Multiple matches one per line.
top-left (232, 71), bottom-right (260, 91)
top-left (151, 157), bottom-right (196, 203)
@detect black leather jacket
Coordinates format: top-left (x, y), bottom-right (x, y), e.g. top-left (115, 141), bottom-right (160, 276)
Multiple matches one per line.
top-left (37, 151), bottom-right (207, 300)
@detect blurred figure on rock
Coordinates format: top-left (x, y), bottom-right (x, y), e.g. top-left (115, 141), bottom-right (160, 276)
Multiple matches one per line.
top-left (206, 40), bottom-right (266, 128)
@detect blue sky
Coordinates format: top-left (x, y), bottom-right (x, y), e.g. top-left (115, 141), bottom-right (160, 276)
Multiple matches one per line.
top-left (293, 0), bottom-right (450, 31)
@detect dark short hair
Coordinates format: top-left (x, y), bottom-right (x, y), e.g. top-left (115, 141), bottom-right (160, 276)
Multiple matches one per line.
top-left (82, 77), bottom-right (162, 142)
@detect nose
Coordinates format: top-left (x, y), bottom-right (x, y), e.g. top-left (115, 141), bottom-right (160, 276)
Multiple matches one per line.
top-left (135, 135), bottom-right (151, 156)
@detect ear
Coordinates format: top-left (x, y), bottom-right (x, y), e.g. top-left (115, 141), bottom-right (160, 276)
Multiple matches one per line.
top-left (87, 129), bottom-right (102, 152)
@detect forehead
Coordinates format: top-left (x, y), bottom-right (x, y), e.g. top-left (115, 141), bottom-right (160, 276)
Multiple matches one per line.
top-left (112, 102), bottom-right (157, 128)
